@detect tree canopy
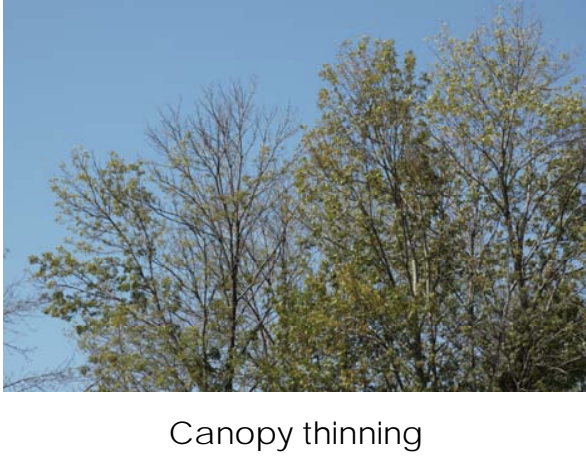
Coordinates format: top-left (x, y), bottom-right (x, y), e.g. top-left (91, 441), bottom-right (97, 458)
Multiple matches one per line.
top-left (31, 6), bottom-right (586, 391)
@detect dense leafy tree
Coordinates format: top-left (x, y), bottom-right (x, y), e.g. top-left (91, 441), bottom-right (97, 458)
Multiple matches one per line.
top-left (427, 7), bottom-right (586, 390)
top-left (269, 38), bottom-right (463, 391)
top-left (270, 8), bottom-right (585, 391)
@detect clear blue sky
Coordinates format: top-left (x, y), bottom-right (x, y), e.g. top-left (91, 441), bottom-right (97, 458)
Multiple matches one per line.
top-left (3, 0), bottom-right (585, 383)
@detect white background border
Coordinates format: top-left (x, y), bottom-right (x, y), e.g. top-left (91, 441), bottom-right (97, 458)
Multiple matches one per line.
top-left (1, 393), bottom-right (584, 464)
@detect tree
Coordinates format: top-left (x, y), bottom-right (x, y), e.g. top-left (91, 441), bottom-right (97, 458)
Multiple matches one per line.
top-left (31, 81), bottom-right (298, 391)
top-left (31, 5), bottom-right (586, 391)
top-left (272, 38), bottom-right (463, 391)
top-left (3, 260), bottom-right (79, 391)
top-left (276, 7), bottom-right (586, 391)
top-left (427, 6), bottom-right (586, 390)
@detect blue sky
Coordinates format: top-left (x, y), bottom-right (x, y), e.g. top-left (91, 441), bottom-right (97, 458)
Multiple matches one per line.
top-left (3, 0), bottom-right (586, 382)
